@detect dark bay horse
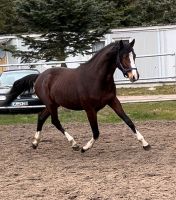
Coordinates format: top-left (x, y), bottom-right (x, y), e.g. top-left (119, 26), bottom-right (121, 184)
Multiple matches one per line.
top-left (2, 39), bottom-right (151, 152)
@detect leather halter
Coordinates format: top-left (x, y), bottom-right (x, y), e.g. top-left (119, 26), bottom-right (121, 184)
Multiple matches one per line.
top-left (118, 63), bottom-right (138, 78)
top-left (115, 48), bottom-right (138, 78)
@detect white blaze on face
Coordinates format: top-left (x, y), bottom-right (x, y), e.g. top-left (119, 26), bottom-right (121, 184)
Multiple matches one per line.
top-left (129, 52), bottom-right (135, 68)
top-left (129, 52), bottom-right (138, 81)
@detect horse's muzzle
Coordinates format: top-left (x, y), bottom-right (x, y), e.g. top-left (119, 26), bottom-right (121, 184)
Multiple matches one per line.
top-left (127, 69), bottom-right (139, 82)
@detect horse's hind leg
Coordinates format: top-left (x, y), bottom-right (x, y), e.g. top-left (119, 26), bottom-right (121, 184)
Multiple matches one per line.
top-left (109, 97), bottom-right (151, 150)
top-left (50, 106), bottom-right (79, 151)
top-left (32, 108), bottom-right (50, 149)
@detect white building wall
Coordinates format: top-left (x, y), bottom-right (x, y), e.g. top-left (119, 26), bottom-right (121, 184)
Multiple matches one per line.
top-left (66, 25), bottom-right (176, 84)
top-left (161, 28), bottom-right (176, 78)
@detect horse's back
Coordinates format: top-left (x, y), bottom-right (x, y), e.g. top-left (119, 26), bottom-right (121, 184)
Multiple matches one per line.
top-left (36, 67), bottom-right (78, 86)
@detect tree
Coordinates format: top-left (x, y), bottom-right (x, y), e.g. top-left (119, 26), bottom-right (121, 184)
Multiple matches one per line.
top-left (0, 0), bottom-right (27, 34)
top-left (9, 0), bottom-right (116, 64)
top-left (0, 0), bottom-right (15, 34)
top-left (135, 0), bottom-right (176, 26)
top-left (112, 0), bottom-right (176, 27)
top-left (3, 0), bottom-right (176, 65)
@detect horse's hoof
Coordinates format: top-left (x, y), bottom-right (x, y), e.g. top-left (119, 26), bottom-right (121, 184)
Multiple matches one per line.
top-left (32, 143), bottom-right (38, 149)
top-left (143, 144), bottom-right (151, 151)
top-left (81, 148), bottom-right (86, 153)
top-left (72, 144), bottom-right (80, 151)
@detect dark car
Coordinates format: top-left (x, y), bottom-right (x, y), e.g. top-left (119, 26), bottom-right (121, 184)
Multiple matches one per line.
top-left (0, 69), bottom-right (45, 113)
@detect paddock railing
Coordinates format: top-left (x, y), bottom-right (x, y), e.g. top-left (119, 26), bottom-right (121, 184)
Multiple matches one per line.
top-left (0, 52), bottom-right (176, 86)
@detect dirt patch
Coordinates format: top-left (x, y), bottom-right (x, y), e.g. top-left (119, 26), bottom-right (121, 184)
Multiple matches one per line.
top-left (0, 121), bottom-right (176, 200)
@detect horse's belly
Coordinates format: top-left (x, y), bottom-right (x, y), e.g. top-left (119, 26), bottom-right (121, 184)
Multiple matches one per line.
top-left (57, 95), bottom-right (82, 110)
top-left (61, 102), bottom-right (83, 110)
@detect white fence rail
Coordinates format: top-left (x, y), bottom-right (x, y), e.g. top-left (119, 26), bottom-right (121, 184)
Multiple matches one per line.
top-left (0, 52), bottom-right (176, 85)
top-left (137, 52), bottom-right (176, 58)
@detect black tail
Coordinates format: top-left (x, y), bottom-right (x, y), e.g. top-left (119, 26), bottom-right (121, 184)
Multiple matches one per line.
top-left (0, 74), bottom-right (39, 106)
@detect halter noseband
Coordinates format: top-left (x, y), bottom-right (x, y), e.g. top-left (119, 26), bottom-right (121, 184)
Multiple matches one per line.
top-left (118, 63), bottom-right (138, 78)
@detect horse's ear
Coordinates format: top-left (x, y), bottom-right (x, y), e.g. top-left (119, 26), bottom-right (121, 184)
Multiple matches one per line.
top-left (130, 39), bottom-right (135, 47)
top-left (119, 40), bottom-right (124, 49)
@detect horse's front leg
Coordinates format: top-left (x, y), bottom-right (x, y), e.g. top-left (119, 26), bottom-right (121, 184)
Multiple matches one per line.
top-left (108, 97), bottom-right (151, 150)
top-left (81, 109), bottom-right (99, 153)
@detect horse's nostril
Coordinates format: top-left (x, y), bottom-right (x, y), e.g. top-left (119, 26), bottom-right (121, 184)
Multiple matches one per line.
top-left (130, 75), bottom-right (138, 82)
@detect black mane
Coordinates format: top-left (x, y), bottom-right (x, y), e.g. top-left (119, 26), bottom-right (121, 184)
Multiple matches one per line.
top-left (86, 42), bottom-right (118, 64)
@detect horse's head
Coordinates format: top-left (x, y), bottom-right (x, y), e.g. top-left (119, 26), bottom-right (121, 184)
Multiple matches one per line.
top-left (116, 39), bottom-right (139, 82)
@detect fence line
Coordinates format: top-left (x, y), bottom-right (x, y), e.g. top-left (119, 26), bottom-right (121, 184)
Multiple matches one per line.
top-left (0, 52), bottom-right (175, 68)
top-left (1, 52), bottom-right (176, 86)
top-left (137, 52), bottom-right (176, 58)
top-left (0, 60), bottom-right (85, 67)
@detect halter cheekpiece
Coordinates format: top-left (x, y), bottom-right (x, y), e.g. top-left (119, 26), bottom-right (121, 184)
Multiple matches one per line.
top-left (118, 63), bottom-right (138, 78)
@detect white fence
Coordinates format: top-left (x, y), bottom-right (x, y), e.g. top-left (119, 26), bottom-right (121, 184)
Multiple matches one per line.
top-left (0, 52), bottom-right (176, 86)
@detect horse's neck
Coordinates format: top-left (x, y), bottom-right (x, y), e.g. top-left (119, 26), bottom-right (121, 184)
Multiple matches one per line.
top-left (84, 57), bottom-right (116, 84)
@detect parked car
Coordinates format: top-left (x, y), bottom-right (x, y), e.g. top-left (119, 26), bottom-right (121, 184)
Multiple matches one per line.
top-left (0, 69), bottom-right (45, 113)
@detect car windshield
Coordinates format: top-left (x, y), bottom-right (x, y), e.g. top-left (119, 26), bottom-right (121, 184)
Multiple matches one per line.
top-left (0, 70), bottom-right (39, 86)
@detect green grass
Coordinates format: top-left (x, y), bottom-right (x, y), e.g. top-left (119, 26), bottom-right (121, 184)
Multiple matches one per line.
top-left (1, 101), bottom-right (176, 125)
top-left (0, 114), bottom-right (38, 125)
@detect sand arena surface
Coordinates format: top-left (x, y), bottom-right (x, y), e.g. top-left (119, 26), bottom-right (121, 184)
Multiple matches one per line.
top-left (0, 121), bottom-right (176, 200)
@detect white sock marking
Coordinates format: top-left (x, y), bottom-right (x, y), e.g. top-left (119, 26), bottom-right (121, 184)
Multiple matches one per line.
top-left (135, 130), bottom-right (149, 147)
top-left (65, 131), bottom-right (77, 147)
top-left (33, 131), bottom-right (41, 146)
top-left (83, 138), bottom-right (95, 151)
